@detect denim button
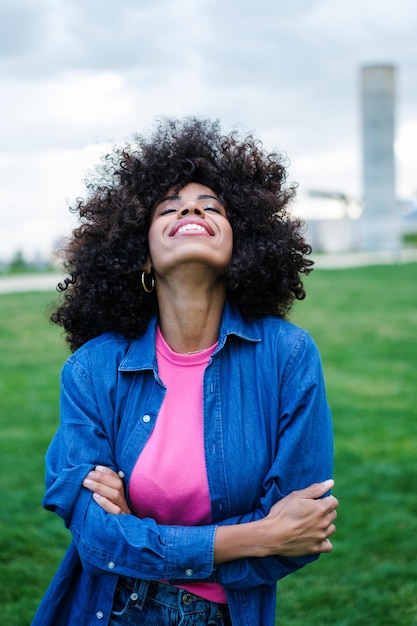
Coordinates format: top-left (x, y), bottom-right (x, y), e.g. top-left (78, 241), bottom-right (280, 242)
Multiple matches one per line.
top-left (96, 610), bottom-right (104, 619)
top-left (118, 470), bottom-right (125, 479)
top-left (185, 568), bottom-right (193, 576)
top-left (182, 593), bottom-right (194, 605)
top-left (130, 592), bottom-right (138, 601)
top-left (143, 414), bottom-right (151, 423)
top-left (107, 561), bottom-right (115, 569)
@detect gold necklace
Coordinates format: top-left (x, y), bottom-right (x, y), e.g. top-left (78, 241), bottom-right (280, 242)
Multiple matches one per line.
top-left (185, 348), bottom-right (206, 355)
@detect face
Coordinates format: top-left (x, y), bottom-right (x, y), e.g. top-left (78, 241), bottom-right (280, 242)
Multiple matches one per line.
top-left (147, 182), bottom-right (233, 277)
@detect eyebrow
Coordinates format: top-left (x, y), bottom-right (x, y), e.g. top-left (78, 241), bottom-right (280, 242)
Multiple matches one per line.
top-left (160, 193), bottom-right (225, 206)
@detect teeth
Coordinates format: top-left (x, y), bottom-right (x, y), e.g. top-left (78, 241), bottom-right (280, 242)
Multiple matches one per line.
top-left (178, 224), bottom-right (206, 234)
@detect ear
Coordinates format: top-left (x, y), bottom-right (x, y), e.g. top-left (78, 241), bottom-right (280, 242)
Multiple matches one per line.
top-left (143, 255), bottom-right (152, 273)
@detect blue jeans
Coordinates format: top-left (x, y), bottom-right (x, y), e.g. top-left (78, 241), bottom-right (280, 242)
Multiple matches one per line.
top-left (109, 577), bottom-right (232, 625)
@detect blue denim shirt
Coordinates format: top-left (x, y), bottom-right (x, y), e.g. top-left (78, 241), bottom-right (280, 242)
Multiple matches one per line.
top-left (32, 301), bottom-right (333, 626)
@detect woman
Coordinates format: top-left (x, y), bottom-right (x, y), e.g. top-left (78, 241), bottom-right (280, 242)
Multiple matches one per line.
top-left (32, 117), bottom-right (337, 626)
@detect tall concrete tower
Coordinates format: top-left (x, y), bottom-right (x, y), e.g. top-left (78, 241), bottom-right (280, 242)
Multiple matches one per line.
top-left (360, 65), bottom-right (399, 251)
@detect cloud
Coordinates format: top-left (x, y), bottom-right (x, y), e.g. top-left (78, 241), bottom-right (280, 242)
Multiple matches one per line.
top-left (1, 0), bottom-right (417, 260)
top-left (2, 72), bottom-right (137, 152)
top-left (0, 0), bottom-right (207, 79)
top-left (0, 0), bottom-right (46, 60)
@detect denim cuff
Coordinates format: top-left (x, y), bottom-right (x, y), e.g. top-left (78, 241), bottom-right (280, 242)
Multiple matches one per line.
top-left (164, 524), bottom-right (216, 581)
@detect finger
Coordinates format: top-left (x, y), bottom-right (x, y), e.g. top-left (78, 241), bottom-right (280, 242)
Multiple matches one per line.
top-left (95, 465), bottom-right (120, 479)
top-left (94, 466), bottom-right (122, 484)
top-left (85, 469), bottom-right (123, 490)
top-left (92, 492), bottom-right (122, 515)
top-left (323, 495), bottom-right (339, 513)
top-left (296, 479), bottom-right (335, 500)
top-left (332, 498), bottom-right (339, 519)
top-left (83, 477), bottom-right (122, 502)
top-left (318, 538), bottom-right (334, 553)
top-left (327, 522), bottom-right (337, 538)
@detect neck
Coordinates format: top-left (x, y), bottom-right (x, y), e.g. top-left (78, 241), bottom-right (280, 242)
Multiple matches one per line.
top-left (154, 270), bottom-right (226, 354)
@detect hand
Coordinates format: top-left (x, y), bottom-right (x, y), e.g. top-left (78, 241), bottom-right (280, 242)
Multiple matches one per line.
top-left (261, 479), bottom-right (338, 557)
top-left (83, 466), bottom-right (131, 515)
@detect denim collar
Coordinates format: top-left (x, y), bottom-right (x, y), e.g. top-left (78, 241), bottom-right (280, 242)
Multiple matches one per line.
top-left (119, 300), bottom-right (260, 372)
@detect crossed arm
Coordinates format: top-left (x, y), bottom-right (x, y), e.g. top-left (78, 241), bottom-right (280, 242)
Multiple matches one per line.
top-left (83, 466), bottom-right (338, 565)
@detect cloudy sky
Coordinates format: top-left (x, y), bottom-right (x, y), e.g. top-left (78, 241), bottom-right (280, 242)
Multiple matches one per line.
top-left (1, 0), bottom-right (416, 261)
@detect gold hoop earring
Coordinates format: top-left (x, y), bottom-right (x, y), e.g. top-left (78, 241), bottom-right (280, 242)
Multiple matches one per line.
top-left (141, 271), bottom-right (155, 293)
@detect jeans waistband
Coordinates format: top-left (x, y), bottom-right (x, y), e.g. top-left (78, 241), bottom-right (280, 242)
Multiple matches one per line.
top-left (119, 577), bottom-right (229, 616)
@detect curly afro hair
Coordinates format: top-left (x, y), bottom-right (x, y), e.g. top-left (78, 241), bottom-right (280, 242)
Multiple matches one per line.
top-left (51, 117), bottom-right (313, 352)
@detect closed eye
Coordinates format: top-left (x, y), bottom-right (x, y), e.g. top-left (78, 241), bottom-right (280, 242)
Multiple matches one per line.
top-left (158, 208), bottom-right (177, 216)
top-left (205, 206), bottom-right (222, 214)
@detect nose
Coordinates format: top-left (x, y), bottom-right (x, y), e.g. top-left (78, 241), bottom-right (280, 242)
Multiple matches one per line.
top-left (177, 202), bottom-right (205, 218)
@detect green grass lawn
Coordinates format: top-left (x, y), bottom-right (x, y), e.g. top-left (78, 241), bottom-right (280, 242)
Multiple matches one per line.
top-left (1, 264), bottom-right (416, 625)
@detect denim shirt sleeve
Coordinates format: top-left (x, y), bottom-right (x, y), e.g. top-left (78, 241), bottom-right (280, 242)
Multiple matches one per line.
top-left (213, 330), bottom-right (334, 590)
top-left (43, 355), bottom-right (216, 582)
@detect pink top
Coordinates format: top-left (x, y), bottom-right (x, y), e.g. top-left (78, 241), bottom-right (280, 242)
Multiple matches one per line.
top-left (128, 328), bottom-right (227, 603)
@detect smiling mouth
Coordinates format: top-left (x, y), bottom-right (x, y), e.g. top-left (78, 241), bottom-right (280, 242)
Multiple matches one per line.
top-left (170, 223), bottom-right (213, 236)
top-left (178, 224), bottom-right (207, 234)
